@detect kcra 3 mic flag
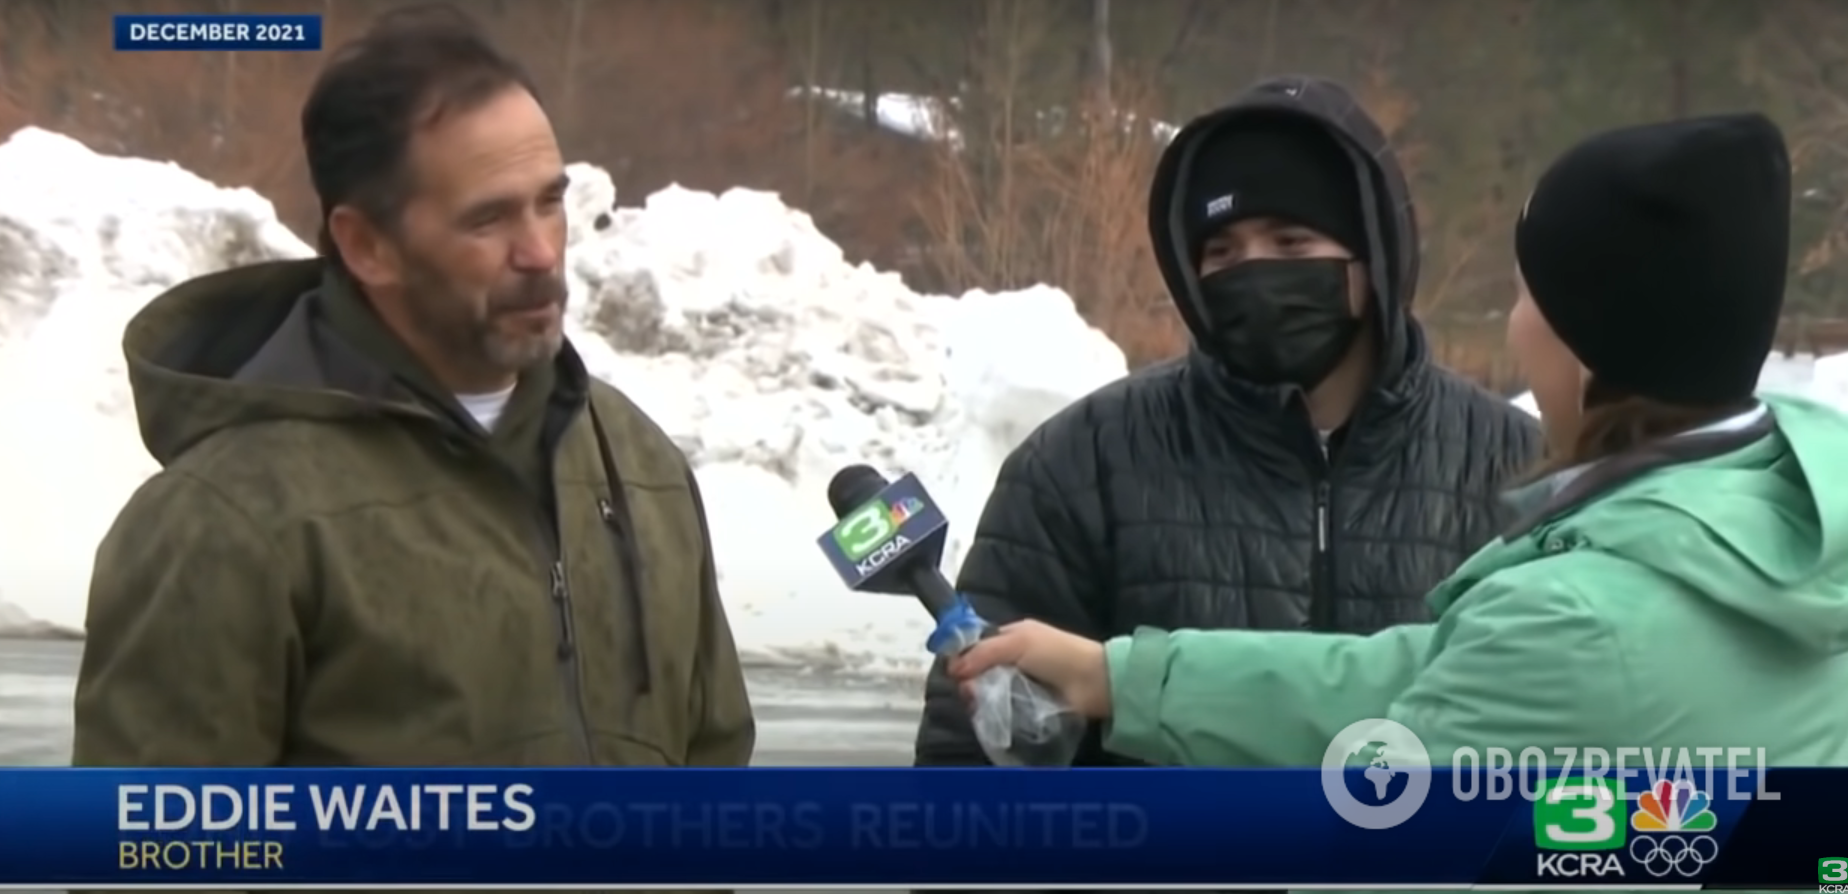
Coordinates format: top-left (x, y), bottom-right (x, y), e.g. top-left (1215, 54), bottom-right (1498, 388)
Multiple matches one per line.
top-left (817, 465), bottom-right (956, 617)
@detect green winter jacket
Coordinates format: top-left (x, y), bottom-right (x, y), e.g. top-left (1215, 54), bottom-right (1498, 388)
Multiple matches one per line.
top-left (1102, 394), bottom-right (1848, 886)
top-left (73, 259), bottom-right (754, 769)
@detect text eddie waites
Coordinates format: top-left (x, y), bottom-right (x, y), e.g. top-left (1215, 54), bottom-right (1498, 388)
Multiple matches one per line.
top-left (114, 782), bottom-right (536, 870)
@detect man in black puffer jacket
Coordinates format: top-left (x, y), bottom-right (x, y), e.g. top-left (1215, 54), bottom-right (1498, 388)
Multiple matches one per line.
top-left (914, 75), bottom-right (1544, 769)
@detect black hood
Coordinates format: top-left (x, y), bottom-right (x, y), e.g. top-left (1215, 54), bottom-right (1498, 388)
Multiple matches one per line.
top-left (1150, 75), bottom-right (1425, 389)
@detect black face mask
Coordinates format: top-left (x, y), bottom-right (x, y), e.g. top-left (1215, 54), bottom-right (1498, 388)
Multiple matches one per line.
top-left (1195, 258), bottom-right (1363, 389)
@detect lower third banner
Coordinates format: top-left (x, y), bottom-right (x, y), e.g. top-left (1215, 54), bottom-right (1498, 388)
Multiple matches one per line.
top-left (0, 767), bottom-right (1831, 888)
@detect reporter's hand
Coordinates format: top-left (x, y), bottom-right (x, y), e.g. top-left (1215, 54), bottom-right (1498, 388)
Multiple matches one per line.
top-left (948, 621), bottom-right (1112, 719)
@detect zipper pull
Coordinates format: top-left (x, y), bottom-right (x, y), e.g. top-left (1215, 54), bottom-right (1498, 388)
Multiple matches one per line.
top-left (1314, 482), bottom-right (1331, 554)
top-left (597, 498), bottom-right (616, 524)
top-left (549, 561), bottom-right (576, 657)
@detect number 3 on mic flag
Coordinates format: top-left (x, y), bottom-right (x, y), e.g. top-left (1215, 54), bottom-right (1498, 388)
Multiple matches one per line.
top-left (833, 502), bottom-right (897, 560)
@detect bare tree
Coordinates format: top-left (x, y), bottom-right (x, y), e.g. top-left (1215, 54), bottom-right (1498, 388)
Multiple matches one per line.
top-left (1090, 0), bottom-right (1112, 108)
top-left (1153, 0), bottom-right (1208, 84)
top-left (221, 0), bottom-right (240, 159)
top-left (1666, 0), bottom-right (1691, 117)
top-left (916, 0), bottom-right (1180, 363)
top-left (802, 0), bottom-right (827, 202)
top-left (559, 0), bottom-right (584, 145)
top-left (1748, 0), bottom-right (1848, 319)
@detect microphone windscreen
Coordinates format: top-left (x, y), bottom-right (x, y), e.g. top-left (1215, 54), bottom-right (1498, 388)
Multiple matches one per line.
top-left (826, 465), bottom-right (889, 516)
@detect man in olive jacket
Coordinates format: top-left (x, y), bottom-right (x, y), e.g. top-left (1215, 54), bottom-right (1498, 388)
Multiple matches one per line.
top-left (72, 6), bottom-right (753, 768)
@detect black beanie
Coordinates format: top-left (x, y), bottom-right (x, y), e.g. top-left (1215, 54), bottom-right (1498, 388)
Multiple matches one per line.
top-left (1515, 113), bottom-right (1791, 406)
top-left (1185, 114), bottom-right (1369, 262)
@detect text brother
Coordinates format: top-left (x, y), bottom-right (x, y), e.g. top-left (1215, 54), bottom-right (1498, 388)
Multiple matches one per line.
top-left (119, 839), bottom-right (284, 871)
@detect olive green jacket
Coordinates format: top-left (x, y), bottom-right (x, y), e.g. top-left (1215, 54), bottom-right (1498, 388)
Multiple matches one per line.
top-left (74, 259), bottom-right (754, 769)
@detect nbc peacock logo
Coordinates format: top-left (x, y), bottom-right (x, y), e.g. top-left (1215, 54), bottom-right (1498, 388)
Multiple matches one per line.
top-left (1627, 779), bottom-right (1721, 879)
top-left (887, 496), bottom-right (924, 524)
top-left (1632, 779), bottom-right (1717, 832)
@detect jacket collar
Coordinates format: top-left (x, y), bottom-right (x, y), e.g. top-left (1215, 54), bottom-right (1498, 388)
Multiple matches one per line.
top-left (1501, 402), bottom-right (1775, 539)
top-left (1184, 317), bottom-right (1434, 468)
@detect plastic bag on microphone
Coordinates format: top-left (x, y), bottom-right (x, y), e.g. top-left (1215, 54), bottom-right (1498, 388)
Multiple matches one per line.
top-left (927, 596), bottom-right (1085, 768)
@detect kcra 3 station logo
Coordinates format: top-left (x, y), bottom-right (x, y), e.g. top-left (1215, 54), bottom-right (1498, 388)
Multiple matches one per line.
top-left (830, 496), bottom-right (924, 574)
top-left (1534, 778), bottom-right (1721, 880)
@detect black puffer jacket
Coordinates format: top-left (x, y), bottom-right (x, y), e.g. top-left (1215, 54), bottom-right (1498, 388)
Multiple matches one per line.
top-left (914, 76), bottom-right (1543, 768)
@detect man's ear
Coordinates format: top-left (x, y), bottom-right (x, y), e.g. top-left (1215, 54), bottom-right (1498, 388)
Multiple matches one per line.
top-left (326, 205), bottom-right (402, 290)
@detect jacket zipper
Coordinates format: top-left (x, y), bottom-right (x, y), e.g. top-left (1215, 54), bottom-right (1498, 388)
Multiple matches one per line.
top-left (547, 556), bottom-right (596, 762)
top-left (498, 448), bottom-right (594, 764)
top-left (430, 415), bottom-right (596, 764)
top-left (1310, 479), bottom-right (1334, 630)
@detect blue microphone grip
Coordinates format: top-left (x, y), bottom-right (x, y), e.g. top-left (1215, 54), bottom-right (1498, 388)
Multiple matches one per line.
top-left (927, 596), bottom-right (1085, 768)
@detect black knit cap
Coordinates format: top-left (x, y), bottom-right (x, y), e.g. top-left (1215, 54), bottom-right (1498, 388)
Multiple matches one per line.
top-left (1515, 113), bottom-right (1791, 406)
top-left (1185, 113), bottom-right (1369, 262)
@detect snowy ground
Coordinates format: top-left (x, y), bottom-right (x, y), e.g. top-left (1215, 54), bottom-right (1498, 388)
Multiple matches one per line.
top-left (0, 128), bottom-right (1125, 675)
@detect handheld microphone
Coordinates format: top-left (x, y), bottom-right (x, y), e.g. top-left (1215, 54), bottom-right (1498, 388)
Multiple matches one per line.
top-left (818, 464), bottom-right (1086, 767)
top-left (817, 465), bottom-right (956, 619)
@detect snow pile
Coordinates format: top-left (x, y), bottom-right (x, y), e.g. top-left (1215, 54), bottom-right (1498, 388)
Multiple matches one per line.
top-left (1510, 351), bottom-right (1848, 419)
top-left (0, 128), bottom-right (1126, 675)
top-left (1810, 352), bottom-right (1848, 407)
top-left (0, 128), bottom-right (315, 644)
top-left (555, 167), bottom-right (1122, 669)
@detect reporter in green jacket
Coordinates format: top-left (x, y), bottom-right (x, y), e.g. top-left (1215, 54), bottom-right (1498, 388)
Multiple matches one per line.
top-left (948, 114), bottom-right (1848, 779)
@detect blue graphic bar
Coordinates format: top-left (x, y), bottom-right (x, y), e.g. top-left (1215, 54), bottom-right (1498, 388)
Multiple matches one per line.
top-left (0, 767), bottom-right (1828, 888)
top-left (113, 15), bottom-right (323, 52)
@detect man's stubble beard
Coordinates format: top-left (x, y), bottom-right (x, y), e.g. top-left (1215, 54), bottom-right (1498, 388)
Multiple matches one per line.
top-left (401, 254), bottom-right (569, 380)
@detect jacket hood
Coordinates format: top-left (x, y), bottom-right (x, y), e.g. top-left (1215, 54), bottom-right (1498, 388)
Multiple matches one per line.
top-left (124, 260), bottom-right (375, 465)
top-left (122, 258), bottom-right (588, 466)
top-left (1548, 395), bottom-right (1848, 655)
top-left (1149, 75), bottom-right (1424, 383)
